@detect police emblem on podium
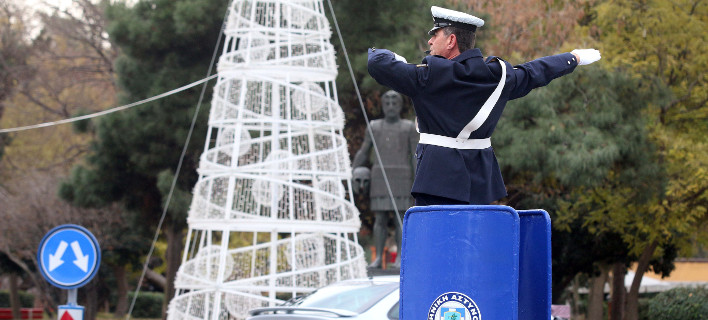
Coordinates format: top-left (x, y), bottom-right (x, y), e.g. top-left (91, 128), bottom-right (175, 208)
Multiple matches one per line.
top-left (443, 308), bottom-right (463, 320)
top-left (428, 292), bottom-right (481, 320)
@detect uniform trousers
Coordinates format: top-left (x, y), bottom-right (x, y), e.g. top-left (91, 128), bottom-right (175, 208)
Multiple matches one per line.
top-left (412, 192), bottom-right (469, 206)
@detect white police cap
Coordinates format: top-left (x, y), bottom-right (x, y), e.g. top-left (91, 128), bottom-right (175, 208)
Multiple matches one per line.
top-left (429, 6), bottom-right (485, 35)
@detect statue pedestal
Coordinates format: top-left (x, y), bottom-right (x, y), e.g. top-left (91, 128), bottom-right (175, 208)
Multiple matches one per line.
top-left (399, 205), bottom-right (551, 320)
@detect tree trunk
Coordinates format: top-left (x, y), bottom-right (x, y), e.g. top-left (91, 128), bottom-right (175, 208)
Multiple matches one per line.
top-left (2, 250), bottom-right (58, 317)
top-left (145, 269), bottom-right (167, 290)
top-left (624, 241), bottom-right (658, 320)
top-left (571, 275), bottom-right (582, 319)
top-left (609, 262), bottom-right (626, 320)
top-left (587, 264), bottom-right (609, 320)
top-left (163, 223), bottom-right (184, 319)
top-left (113, 265), bottom-right (129, 318)
top-left (83, 281), bottom-right (98, 320)
top-left (9, 273), bottom-right (21, 320)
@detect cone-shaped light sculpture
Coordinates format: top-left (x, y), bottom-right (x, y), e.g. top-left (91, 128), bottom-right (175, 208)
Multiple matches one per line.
top-left (167, 1), bottom-right (367, 319)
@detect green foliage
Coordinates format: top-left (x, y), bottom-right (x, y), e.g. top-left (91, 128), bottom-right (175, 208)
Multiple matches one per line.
top-left (0, 1), bottom-right (31, 164)
top-left (58, 3), bottom-right (229, 311)
top-left (71, 109), bottom-right (94, 134)
top-left (59, 165), bottom-right (117, 208)
top-left (497, 66), bottom-right (667, 194)
top-left (645, 287), bottom-right (708, 320)
top-left (494, 65), bottom-right (671, 300)
top-left (157, 169), bottom-right (191, 221)
top-left (0, 133), bottom-right (9, 162)
top-left (0, 291), bottom-right (35, 308)
top-left (127, 292), bottom-right (164, 318)
top-left (61, 0), bottom-right (228, 226)
top-left (637, 296), bottom-right (652, 320)
top-left (591, 0), bottom-right (708, 132)
top-left (589, 0), bottom-right (708, 256)
top-left (0, 1), bottom-right (34, 106)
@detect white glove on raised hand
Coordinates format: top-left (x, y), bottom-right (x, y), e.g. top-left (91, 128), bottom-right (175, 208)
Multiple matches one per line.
top-left (393, 52), bottom-right (408, 63)
top-left (571, 49), bottom-right (601, 65)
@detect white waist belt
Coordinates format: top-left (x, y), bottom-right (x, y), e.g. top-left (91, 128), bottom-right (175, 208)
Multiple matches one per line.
top-left (419, 133), bottom-right (491, 149)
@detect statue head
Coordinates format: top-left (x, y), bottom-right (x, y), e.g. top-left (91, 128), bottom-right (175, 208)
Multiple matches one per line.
top-left (381, 90), bottom-right (403, 122)
top-left (352, 166), bottom-right (371, 195)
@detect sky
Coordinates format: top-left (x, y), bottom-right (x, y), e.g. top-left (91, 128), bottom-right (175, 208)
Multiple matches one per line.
top-left (10, 0), bottom-right (78, 37)
top-left (15, 0), bottom-right (76, 13)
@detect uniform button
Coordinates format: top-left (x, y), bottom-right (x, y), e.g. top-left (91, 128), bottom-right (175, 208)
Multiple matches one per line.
top-left (567, 61), bottom-right (571, 64)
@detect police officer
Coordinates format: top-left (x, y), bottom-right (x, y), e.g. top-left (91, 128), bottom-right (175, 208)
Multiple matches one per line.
top-left (367, 6), bottom-right (601, 205)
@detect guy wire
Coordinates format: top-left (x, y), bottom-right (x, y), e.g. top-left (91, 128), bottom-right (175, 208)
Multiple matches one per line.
top-left (124, 1), bottom-right (232, 320)
top-left (325, 0), bottom-right (405, 232)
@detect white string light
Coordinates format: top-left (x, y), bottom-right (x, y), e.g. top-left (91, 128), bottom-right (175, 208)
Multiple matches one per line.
top-left (0, 74), bottom-right (218, 134)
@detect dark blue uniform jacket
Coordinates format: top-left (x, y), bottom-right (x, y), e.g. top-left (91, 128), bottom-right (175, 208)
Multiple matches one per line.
top-left (367, 48), bottom-right (578, 204)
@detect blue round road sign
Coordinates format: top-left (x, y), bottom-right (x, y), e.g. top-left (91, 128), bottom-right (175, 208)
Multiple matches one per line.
top-left (37, 225), bottom-right (101, 289)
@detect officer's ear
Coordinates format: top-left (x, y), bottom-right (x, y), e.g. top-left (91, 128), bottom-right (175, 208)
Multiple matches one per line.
top-left (446, 33), bottom-right (458, 50)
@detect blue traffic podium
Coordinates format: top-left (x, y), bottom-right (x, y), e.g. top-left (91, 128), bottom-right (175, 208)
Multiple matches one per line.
top-left (399, 205), bottom-right (551, 320)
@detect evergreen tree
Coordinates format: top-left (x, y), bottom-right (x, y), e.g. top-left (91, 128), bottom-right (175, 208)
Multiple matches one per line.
top-left (59, 0), bottom-right (228, 314)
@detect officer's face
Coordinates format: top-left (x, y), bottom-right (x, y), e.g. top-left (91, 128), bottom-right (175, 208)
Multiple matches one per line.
top-left (428, 29), bottom-right (451, 57)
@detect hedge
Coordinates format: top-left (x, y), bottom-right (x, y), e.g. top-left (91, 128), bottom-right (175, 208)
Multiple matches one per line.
top-left (0, 291), bottom-right (35, 308)
top-left (645, 286), bottom-right (708, 320)
top-left (127, 292), bottom-right (164, 318)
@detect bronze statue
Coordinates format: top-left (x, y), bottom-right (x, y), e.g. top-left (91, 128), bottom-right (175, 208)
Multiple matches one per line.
top-left (352, 90), bottom-right (418, 268)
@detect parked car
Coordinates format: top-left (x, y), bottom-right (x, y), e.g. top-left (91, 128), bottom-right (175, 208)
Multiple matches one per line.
top-left (246, 276), bottom-right (400, 319)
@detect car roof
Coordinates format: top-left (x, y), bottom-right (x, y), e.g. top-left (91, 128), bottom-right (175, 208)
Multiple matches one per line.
top-left (334, 275), bottom-right (400, 285)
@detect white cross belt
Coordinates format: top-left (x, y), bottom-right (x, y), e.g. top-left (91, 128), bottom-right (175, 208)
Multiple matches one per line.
top-left (418, 59), bottom-right (506, 150)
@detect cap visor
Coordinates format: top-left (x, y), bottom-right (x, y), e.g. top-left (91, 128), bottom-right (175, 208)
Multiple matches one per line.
top-left (428, 26), bottom-right (442, 35)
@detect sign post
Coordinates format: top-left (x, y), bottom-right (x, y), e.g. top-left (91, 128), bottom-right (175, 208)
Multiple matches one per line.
top-left (38, 225), bottom-right (101, 320)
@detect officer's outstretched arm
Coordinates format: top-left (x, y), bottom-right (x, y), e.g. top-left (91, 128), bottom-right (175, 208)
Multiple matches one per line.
top-left (367, 48), bottom-right (426, 97)
top-left (508, 53), bottom-right (578, 100)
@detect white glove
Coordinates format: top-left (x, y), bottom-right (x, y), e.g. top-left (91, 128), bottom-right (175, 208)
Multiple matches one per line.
top-left (393, 52), bottom-right (408, 63)
top-left (571, 49), bottom-right (601, 65)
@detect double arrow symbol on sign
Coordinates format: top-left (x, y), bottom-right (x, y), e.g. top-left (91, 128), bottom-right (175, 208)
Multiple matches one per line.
top-left (48, 241), bottom-right (89, 272)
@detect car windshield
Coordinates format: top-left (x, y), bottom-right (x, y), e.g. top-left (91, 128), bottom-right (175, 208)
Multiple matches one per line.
top-left (292, 281), bottom-right (398, 314)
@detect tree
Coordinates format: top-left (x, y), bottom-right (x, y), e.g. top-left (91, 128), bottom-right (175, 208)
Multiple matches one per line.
top-left (0, 1), bottom-right (33, 170)
top-left (0, 252), bottom-right (25, 320)
top-left (457, 0), bottom-right (586, 60)
top-left (59, 0), bottom-right (228, 315)
top-left (1, 0), bottom-right (116, 174)
top-left (0, 1), bottom-right (33, 114)
top-left (496, 65), bottom-right (665, 207)
top-left (493, 65), bottom-right (669, 318)
top-left (0, 2), bottom-right (148, 318)
top-left (580, 0), bottom-right (708, 318)
top-left (38, 0), bottom-right (117, 79)
top-left (0, 4), bottom-right (37, 317)
top-left (0, 170), bottom-right (125, 319)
